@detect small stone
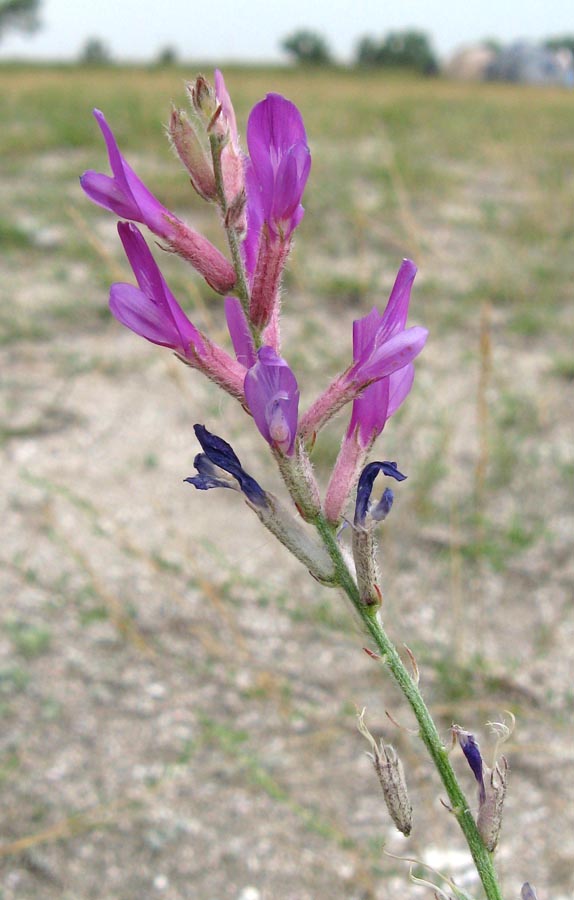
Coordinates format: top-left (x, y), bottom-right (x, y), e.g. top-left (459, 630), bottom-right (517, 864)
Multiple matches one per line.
top-left (237, 888), bottom-right (261, 900)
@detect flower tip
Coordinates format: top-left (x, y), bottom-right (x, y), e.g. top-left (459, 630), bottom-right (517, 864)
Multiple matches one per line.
top-left (117, 219), bottom-right (136, 237)
top-left (92, 108), bottom-right (107, 127)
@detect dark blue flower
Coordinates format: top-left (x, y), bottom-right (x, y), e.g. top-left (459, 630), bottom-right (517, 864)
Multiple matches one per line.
top-left (184, 425), bottom-right (267, 508)
top-left (453, 726), bottom-right (486, 803)
top-left (354, 460), bottom-right (407, 526)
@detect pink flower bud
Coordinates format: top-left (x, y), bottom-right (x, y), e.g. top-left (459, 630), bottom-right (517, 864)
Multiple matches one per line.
top-left (168, 106), bottom-right (216, 201)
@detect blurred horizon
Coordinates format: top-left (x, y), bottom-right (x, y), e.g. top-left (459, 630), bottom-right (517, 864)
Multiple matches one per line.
top-left (1, 0), bottom-right (573, 64)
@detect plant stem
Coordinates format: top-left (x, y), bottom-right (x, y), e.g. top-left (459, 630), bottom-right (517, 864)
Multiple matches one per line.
top-left (314, 516), bottom-right (505, 900)
top-left (208, 134), bottom-right (260, 345)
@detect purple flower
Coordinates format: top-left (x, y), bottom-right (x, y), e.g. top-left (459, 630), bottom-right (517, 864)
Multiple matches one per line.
top-left (110, 222), bottom-right (204, 355)
top-left (354, 461), bottom-right (406, 527)
top-left (243, 94), bottom-right (311, 329)
top-left (111, 223), bottom-right (246, 399)
top-left (244, 347), bottom-right (299, 455)
top-left (81, 110), bottom-right (236, 293)
top-left (246, 93), bottom-right (311, 243)
top-left (349, 365), bottom-right (415, 449)
top-left (185, 424), bottom-right (267, 507)
top-left (81, 110), bottom-right (174, 237)
top-left (348, 260), bottom-right (419, 447)
top-left (347, 259), bottom-right (424, 393)
top-left (225, 296), bottom-right (256, 368)
top-left (521, 885), bottom-right (539, 900)
top-left (300, 260), bottom-right (427, 440)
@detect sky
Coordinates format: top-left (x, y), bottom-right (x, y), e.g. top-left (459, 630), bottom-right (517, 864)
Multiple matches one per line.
top-left (1, 0), bottom-right (573, 63)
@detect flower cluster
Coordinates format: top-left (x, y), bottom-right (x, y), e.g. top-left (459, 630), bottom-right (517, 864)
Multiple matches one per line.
top-left (81, 70), bottom-right (427, 593)
top-left (82, 73), bottom-right (519, 899)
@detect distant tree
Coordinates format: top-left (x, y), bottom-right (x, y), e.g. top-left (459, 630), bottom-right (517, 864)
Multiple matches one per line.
top-left (155, 45), bottom-right (178, 67)
top-left (79, 37), bottom-right (112, 66)
top-left (356, 36), bottom-right (380, 67)
top-left (0, 0), bottom-right (40, 40)
top-left (544, 35), bottom-right (574, 55)
top-left (281, 29), bottom-right (332, 66)
top-left (355, 29), bottom-right (438, 75)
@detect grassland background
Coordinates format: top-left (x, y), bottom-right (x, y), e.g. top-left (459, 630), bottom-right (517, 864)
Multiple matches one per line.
top-left (1, 65), bottom-right (573, 899)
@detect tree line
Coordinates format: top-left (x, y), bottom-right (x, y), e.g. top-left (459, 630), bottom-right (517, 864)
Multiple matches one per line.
top-left (282, 28), bottom-right (439, 74)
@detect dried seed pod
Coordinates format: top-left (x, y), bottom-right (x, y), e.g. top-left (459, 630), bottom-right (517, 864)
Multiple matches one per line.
top-left (372, 741), bottom-right (413, 836)
top-left (352, 524), bottom-right (382, 608)
top-left (357, 709), bottom-right (413, 836)
top-left (477, 756), bottom-right (508, 852)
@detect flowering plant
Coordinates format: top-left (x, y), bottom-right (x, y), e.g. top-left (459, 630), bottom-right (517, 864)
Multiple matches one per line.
top-left (81, 71), bottom-right (534, 900)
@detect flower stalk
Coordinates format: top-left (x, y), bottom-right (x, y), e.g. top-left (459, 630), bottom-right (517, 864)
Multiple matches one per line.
top-left (209, 130), bottom-right (253, 320)
top-left (82, 70), bottom-right (511, 900)
top-left (313, 512), bottom-right (505, 900)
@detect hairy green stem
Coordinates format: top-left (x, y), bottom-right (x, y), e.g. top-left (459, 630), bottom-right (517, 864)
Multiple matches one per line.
top-left (314, 515), bottom-right (505, 900)
top-left (209, 133), bottom-right (261, 347)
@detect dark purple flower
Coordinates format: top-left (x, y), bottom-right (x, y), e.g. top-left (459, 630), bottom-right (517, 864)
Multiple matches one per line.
top-left (185, 424), bottom-right (267, 507)
top-left (244, 347), bottom-right (299, 455)
top-left (110, 222), bottom-right (204, 355)
top-left (225, 296), bottom-right (256, 369)
top-left (453, 726), bottom-right (486, 803)
top-left (354, 460), bottom-right (406, 527)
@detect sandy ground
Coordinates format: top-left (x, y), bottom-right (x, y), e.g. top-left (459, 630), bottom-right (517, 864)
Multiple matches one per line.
top-left (2, 131), bottom-right (574, 898)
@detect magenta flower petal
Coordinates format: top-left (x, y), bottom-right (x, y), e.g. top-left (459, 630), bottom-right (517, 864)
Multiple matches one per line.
top-left (243, 162), bottom-right (265, 276)
top-left (109, 284), bottom-right (181, 347)
top-left (272, 142), bottom-right (312, 225)
top-left (301, 260), bottom-right (425, 441)
top-left (353, 307), bottom-right (381, 361)
top-left (387, 363), bottom-right (415, 418)
top-left (346, 260), bottom-right (422, 446)
top-left (349, 362), bottom-right (415, 447)
top-left (81, 110), bottom-right (171, 238)
top-left (353, 260), bottom-right (418, 360)
top-left (348, 379), bottom-right (390, 447)
top-left (111, 222), bottom-right (203, 354)
top-left (246, 93), bottom-right (311, 238)
top-left (377, 258), bottom-right (418, 342)
top-left (244, 347), bottom-right (299, 455)
top-left (82, 109), bottom-right (236, 294)
top-left (351, 326), bottom-right (428, 385)
top-left (247, 93), bottom-right (307, 173)
top-left (225, 297), bottom-right (256, 368)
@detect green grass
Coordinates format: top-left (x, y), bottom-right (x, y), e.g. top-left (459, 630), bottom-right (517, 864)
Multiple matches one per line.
top-left (4, 621), bottom-right (52, 659)
top-left (2, 64), bottom-right (573, 346)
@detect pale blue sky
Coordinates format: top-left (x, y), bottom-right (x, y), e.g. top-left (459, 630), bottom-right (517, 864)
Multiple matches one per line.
top-left (1, 0), bottom-right (572, 62)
